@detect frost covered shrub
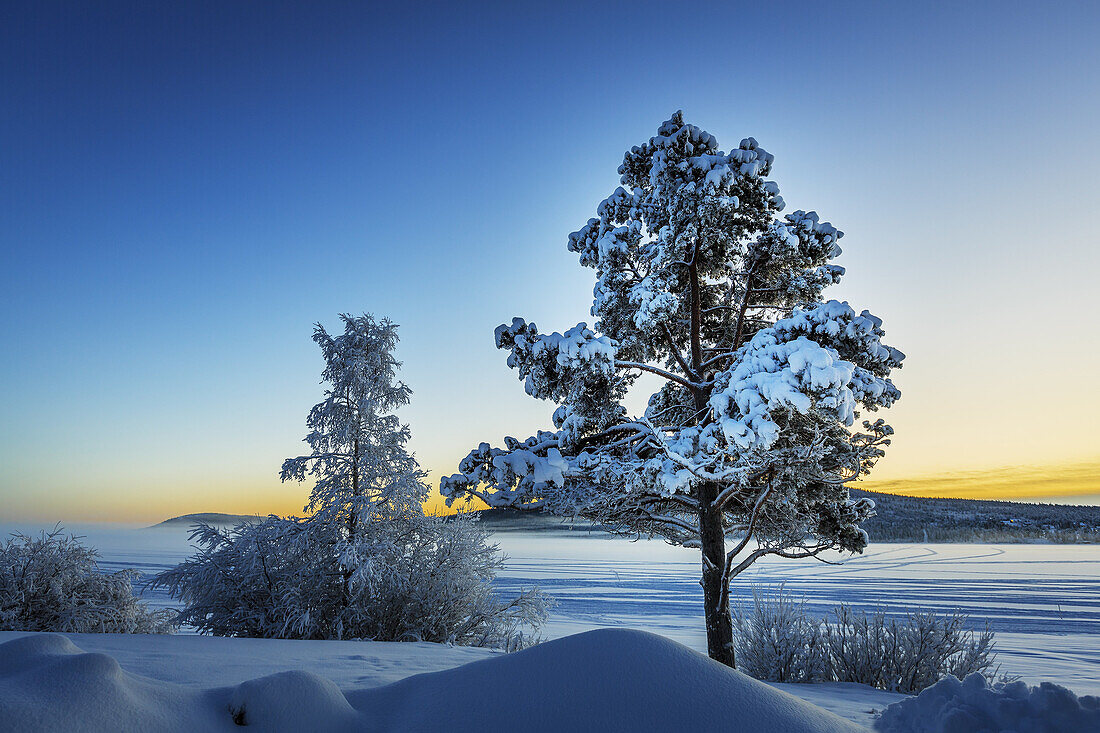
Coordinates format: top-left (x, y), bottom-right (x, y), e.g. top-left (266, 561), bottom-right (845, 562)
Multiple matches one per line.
top-left (732, 586), bottom-right (996, 693)
top-left (827, 605), bottom-right (996, 693)
top-left (365, 513), bottom-right (549, 650)
top-left (731, 585), bottom-right (826, 682)
top-left (875, 672), bottom-right (1100, 733)
top-left (0, 527), bottom-right (174, 634)
top-left (153, 517), bottom-right (330, 639)
top-left (154, 513), bottom-right (548, 648)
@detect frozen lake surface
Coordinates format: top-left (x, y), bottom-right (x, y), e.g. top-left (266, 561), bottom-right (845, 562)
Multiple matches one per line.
top-left (3, 522), bottom-right (1097, 695)
top-left (492, 532), bottom-right (1100, 694)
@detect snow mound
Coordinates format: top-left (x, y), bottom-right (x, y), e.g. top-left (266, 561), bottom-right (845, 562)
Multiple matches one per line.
top-left (229, 670), bottom-right (356, 731)
top-left (349, 628), bottom-right (866, 732)
top-left (0, 631), bottom-right (84, 666)
top-left (0, 633), bottom-right (225, 732)
top-left (0, 629), bottom-right (867, 732)
top-left (875, 672), bottom-right (1100, 733)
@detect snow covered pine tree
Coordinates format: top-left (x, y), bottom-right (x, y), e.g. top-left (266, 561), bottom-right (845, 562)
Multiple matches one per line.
top-left (442, 113), bottom-right (904, 667)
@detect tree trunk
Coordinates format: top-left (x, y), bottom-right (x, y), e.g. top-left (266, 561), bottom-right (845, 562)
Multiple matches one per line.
top-left (341, 437), bottom-right (361, 615)
top-left (699, 482), bottom-right (735, 667)
top-left (687, 255), bottom-right (735, 666)
top-left (348, 437), bottom-right (360, 538)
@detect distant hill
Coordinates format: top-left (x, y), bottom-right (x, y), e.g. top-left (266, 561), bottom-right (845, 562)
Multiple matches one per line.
top-left (152, 493), bottom-right (1100, 543)
top-left (148, 512), bottom-right (265, 529)
top-left (150, 508), bottom-right (603, 534)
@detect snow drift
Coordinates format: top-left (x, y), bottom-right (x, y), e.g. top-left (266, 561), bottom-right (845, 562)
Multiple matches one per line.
top-left (0, 629), bottom-right (865, 732)
top-left (875, 671), bottom-right (1100, 733)
top-left (0, 634), bottom-right (226, 731)
top-left (345, 628), bottom-right (866, 732)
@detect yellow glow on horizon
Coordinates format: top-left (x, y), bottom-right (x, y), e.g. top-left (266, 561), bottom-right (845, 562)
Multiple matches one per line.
top-left (0, 479), bottom-right (307, 526)
top-left (421, 460), bottom-right (1100, 517)
top-left (5, 459), bottom-right (1095, 526)
top-left (422, 459), bottom-right (1100, 515)
top-left (859, 459), bottom-right (1100, 502)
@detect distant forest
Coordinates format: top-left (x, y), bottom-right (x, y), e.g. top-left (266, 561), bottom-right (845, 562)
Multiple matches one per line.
top-left (851, 489), bottom-right (1100, 543)
top-left (475, 491), bottom-right (1100, 544)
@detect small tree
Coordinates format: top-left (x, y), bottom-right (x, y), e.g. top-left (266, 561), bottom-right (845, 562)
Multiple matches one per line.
top-left (442, 113), bottom-right (903, 667)
top-left (279, 314), bottom-right (426, 611)
top-left (156, 314), bottom-right (548, 646)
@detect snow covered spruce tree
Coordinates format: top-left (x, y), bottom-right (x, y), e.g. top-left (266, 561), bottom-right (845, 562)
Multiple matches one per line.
top-left (441, 113), bottom-right (903, 667)
top-left (156, 314), bottom-right (547, 646)
top-left (279, 313), bottom-right (427, 611)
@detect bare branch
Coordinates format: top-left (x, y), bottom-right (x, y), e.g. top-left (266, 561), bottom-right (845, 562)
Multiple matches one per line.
top-left (701, 350), bottom-right (737, 370)
top-left (726, 548), bottom-right (770, 579)
top-left (731, 264), bottom-right (757, 351)
top-left (634, 510), bottom-right (699, 536)
top-left (771, 544), bottom-right (831, 560)
top-left (653, 494), bottom-right (700, 510)
top-left (662, 323), bottom-right (697, 380)
top-left (616, 361), bottom-right (708, 390)
top-left (719, 482), bottom-right (777, 610)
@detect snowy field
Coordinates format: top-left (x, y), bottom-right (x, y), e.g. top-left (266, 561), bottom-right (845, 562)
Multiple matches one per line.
top-left (2, 522), bottom-right (1097, 698)
top-left (1, 629), bottom-right (886, 731)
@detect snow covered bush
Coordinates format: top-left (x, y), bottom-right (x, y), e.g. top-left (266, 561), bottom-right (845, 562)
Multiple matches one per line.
top-left (154, 517), bottom-right (330, 639)
top-left (377, 513), bottom-right (548, 650)
top-left (875, 672), bottom-right (1100, 733)
top-left (442, 112), bottom-right (904, 666)
top-left (154, 314), bottom-right (547, 648)
top-left (732, 586), bottom-right (996, 693)
top-left (731, 585), bottom-right (826, 683)
top-left (154, 513), bottom-right (547, 647)
top-left (0, 527), bottom-right (173, 634)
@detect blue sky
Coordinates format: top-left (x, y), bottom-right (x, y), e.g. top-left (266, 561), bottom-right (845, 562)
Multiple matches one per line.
top-left (2, 2), bottom-right (1098, 521)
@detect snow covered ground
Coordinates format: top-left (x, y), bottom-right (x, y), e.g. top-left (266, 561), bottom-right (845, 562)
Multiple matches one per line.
top-left (0, 522), bottom-right (1096, 729)
top-left (0, 629), bottom-right (877, 731)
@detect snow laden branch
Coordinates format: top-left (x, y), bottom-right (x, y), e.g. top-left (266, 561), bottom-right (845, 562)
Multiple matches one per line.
top-left (442, 112), bottom-right (904, 667)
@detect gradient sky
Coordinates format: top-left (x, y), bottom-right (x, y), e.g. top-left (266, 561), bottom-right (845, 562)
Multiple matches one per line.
top-left (2, 1), bottom-right (1098, 522)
